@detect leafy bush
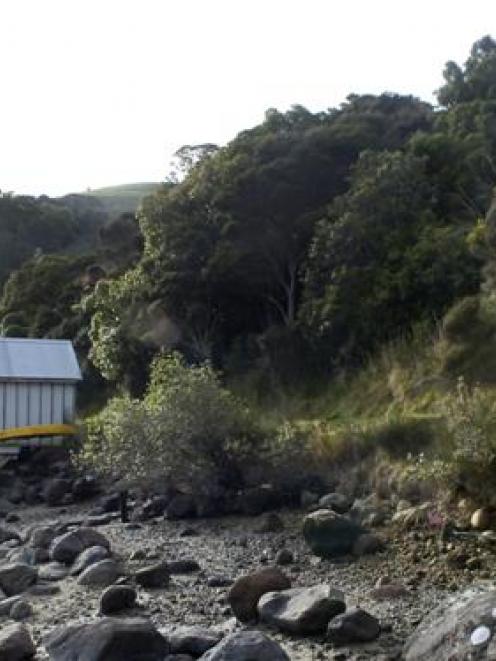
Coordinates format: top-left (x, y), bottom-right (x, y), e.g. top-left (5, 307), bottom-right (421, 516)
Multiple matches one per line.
top-left (438, 378), bottom-right (496, 501)
top-left (78, 353), bottom-right (269, 492)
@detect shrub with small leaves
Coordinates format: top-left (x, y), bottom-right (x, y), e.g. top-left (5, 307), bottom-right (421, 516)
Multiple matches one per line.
top-left (78, 353), bottom-right (269, 492)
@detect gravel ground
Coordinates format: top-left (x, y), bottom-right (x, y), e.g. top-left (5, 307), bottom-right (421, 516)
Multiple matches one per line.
top-left (1, 501), bottom-right (475, 660)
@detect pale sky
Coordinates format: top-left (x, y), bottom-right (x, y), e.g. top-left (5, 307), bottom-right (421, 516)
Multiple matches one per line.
top-left (1, 0), bottom-right (494, 197)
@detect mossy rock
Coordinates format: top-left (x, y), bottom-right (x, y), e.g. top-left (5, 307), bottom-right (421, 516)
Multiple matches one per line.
top-left (302, 509), bottom-right (366, 558)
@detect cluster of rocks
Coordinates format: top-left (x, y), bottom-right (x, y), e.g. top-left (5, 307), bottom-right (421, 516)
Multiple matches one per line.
top-left (227, 565), bottom-right (382, 645)
top-left (4, 459), bottom-right (496, 660)
top-left (0, 515), bottom-right (297, 660)
top-left (0, 618), bottom-right (292, 660)
top-left (0, 448), bottom-right (99, 510)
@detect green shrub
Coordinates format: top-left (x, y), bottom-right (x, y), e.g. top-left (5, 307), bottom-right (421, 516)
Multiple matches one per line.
top-left (78, 353), bottom-right (269, 492)
top-left (437, 378), bottom-right (496, 501)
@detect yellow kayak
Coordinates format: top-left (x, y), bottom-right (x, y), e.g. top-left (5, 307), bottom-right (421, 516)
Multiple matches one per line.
top-left (0, 424), bottom-right (78, 443)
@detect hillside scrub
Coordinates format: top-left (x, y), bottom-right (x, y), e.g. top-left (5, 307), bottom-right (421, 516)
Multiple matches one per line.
top-left (78, 353), bottom-right (319, 495)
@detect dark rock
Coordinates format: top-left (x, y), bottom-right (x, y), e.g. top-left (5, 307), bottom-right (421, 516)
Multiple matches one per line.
top-left (166, 495), bottom-right (196, 519)
top-left (135, 562), bottom-right (170, 588)
top-left (143, 495), bottom-right (169, 518)
top-left (0, 623), bottom-right (36, 661)
top-left (23, 486), bottom-right (41, 506)
top-left (0, 526), bottom-right (21, 544)
top-left (44, 617), bottom-right (170, 661)
top-left (318, 493), bottom-right (351, 514)
top-left (237, 485), bottom-right (280, 516)
top-left (302, 509), bottom-right (366, 558)
top-left (72, 476), bottom-right (99, 501)
top-left (207, 575), bottom-right (234, 588)
top-left (50, 528), bottom-right (111, 564)
top-left (28, 525), bottom-right (58, 549)
top-left (167, 559), bottom-right (200, 574)
top-left (85, 514), bottom-right (115, 527)
top-left (77, 559), bottom-right (122, 587)
top-left (352, 533), bottom-right (385, 556)
top-left (5, 513), bottom-right (20, 524)
top-left (0, 564), bottom-right (37, 596)
top-left (275, 549), bottom-right (294, 566)
top-left (99, 585), bottom-right (137, 614)
top-left (129, 549), bottom-right (146, 561)
top-left (10, 599), bottom-right (32, 621)
top-left (169, 625), bottom-right (222, 656)
top-left (70, 546), bottom-right (110, 576)
top-left (404, 587), bottom-right (496, 660)
top-left (99, 493), bottom-right (121, 513)
top-left (301, 490), bottom-right (319, 508)
top-left (200, 630), bottom-right (289, 660)
top-left (0, 596), bottom-right (22, 616)
top-left (327, 607), bottom-right (381, 644)
top-left (258, 585), bottom-right (346, 634)
top-left (256, 513), bottom-right (284, 533)
top-left (178, 527), bottom-right (198, 538)
top-left (43, 479), bottom-right (72, 506)
top-left (228, 567), bottom-right (291, 623)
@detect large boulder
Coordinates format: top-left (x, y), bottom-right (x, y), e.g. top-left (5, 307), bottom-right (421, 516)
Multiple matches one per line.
top-left (44, 617), bottom-right (170, 661)
top-left (228, 567), bottom-right (291, 623)
top-left (302, 509), bottom-right (366, 557)
top-left (0, 623), bottom-right (36, 661)
top-left (0, 563), bottom-right (37, 596)
top-left (404, 587), bottom-right (496, 660)
top-left (77, 559), bottom-right (122, 587)
top-left (70, 546), bottom-right (110, 576)
top-left (49, 528), bottom-right (111, 564)
top-left (258, 585), bottom-right (345, 634)
top-left (168, 625), bottom-right (222, 656)
top-left (200, 630), bottom-right (289, 660)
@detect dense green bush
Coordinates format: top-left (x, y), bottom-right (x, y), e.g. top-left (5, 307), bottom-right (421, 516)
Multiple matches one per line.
top-left (78, 353), bottom-right (269, 492)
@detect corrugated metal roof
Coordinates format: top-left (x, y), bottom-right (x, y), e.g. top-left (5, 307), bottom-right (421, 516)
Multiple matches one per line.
top-left (0, 338), bottom-right (82, 382)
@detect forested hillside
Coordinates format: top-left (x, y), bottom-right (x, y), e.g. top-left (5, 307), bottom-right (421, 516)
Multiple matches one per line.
top-left (1, 36), bottom-right (496, 413)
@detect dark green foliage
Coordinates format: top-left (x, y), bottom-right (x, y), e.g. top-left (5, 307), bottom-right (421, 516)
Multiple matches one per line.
top-left (4, 37), bottom-right (496, 410)
top-left (0, 254), bottom-right (109, 410)
top-left (302, 151), bottom-right (481, 367)
top-left (0, 193), bottom-right (78, 287)
top-left (365, 418), bottom-right (435, 460)
top-left (437, 36), bottom-right (496, 107)
top-left (88, 95), bottom-right (436, 386)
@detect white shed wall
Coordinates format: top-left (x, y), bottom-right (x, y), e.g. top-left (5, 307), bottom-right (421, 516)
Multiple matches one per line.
top-left (0, 381), bottom-right (76, 430)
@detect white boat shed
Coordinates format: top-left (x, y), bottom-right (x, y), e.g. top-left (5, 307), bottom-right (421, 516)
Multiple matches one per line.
top-left (0, 338), bottom-right (82, 436)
